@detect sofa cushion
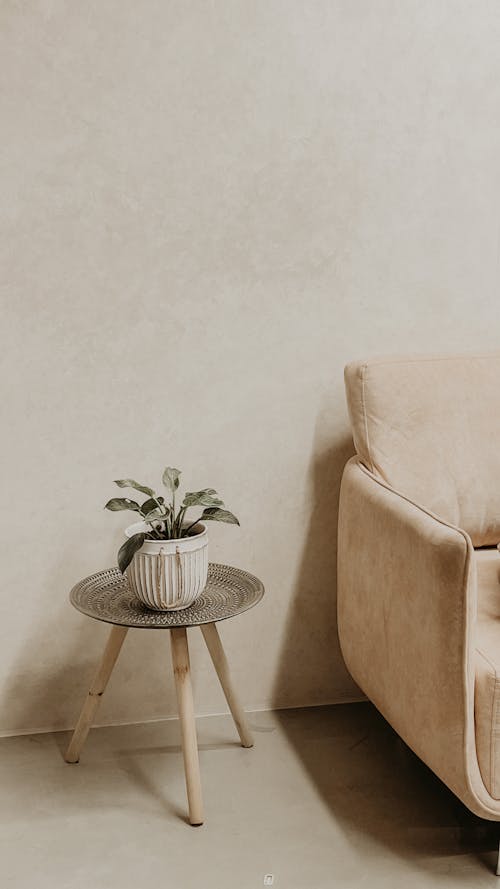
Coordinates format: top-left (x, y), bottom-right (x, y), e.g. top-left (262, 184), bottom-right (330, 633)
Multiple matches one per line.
top-left (344, 353), bottom-right (500, 546)
top-left (475, 548), bottom-right (500, 798)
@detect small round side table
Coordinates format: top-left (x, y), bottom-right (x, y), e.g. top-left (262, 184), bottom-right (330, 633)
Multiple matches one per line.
top-left (64, 562), bottom-right (264, 826)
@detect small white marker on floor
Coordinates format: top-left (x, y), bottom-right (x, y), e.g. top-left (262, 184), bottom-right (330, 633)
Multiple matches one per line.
top-left (263, 876), bottom-right (274, 886)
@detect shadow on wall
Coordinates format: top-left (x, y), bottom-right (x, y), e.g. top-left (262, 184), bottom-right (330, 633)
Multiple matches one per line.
top-left (0, 601), bottom-right (100, 737)
top-left (271, 430), bottom-right (360, 711)
top-left (5, 424), bottom-right (358, 734)
top-left (0, 548), bottom-right (168, 739)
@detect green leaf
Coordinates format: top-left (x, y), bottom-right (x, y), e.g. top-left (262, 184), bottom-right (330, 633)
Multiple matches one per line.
top-left (140, 496), bottom-right (164, 515)
top-left (162, 467), bottom-right (181, 492)
top-left (183, 490), bottom-right (224, 508)
top-left (114, 479), bottom-right (155, 497)
top-left (104, 498), bottom-right (141, 512)
top-left (201, 507), bottom-right (240, 526)
top-left (117, 533), bottom-right (146, 574)
top-left (143, 509), bottom-right (167, 523)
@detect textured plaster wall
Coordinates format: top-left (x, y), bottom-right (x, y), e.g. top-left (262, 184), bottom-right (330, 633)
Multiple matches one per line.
top-left (2, 1), bottom-right (500, 734)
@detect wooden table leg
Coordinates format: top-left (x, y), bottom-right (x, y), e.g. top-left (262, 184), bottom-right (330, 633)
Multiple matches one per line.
top-left (170, 627), bottom-right (204, 826)
top-left (65, 625), bottom-right (128, 764)
top-left (201, 622), bottom-right (253, 748)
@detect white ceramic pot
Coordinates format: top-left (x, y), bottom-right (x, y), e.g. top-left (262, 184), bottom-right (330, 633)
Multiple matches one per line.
top-left (124, 522), bottom-right (208, 611)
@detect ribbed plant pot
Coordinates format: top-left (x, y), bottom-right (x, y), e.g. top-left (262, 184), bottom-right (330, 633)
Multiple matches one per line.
top-left (124, 522), bottom-right (208, 611)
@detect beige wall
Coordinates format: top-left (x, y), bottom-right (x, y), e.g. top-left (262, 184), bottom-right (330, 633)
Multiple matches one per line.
top-left (2, 1), bottom-right (500, 734)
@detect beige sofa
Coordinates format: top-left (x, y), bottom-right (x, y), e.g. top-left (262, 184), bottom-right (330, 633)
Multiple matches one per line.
top-left (337, 354), bottom-right (500, 856)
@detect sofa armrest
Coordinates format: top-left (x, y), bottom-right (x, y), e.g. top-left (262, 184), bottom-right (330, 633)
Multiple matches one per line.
top-left (337, 457), bottom-right (484, 809)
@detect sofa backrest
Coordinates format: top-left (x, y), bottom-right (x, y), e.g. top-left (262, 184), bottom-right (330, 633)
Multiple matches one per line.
top-left (344, 353), bottom-right (500, 547)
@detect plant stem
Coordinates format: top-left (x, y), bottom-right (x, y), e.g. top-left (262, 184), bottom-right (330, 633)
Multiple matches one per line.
top-left (153, 494), bottom-right (164, 513)
top-left (170, 490), bottom-right (176, 538)
top-left (175, 506), bottom-right (187, 538)
top-left (183, 516), bottom-right (203, 537)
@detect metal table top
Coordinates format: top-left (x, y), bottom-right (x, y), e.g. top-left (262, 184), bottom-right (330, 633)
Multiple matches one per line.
top-left (69, 562), bottom-right (264, 629)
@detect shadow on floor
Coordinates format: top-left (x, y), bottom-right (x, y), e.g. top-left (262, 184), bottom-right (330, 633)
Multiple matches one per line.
top-left (275, 702), bottom-right (499, 875)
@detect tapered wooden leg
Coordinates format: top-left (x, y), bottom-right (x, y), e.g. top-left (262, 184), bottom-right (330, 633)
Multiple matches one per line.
top-left (170, 627), bottom-right (203, 826)
top-left (201, 622), bottom-right (253, 748)
top-left (65, 625), bottom-right (128, 764)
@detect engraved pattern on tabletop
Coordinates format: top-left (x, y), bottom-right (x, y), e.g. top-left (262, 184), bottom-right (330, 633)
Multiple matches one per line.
top-left (70, 563), bottom-right (264, 628)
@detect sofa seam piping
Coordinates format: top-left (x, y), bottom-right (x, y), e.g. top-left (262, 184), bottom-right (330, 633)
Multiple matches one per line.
top-left (357, 460), bottom-right (470, 539)
top-left (360, 364), bottom-right (373, 472)
top-left (352, 354), bottom-right (500, 370)
top-left (476, 647), bottom-right (498, 677)
top-left (492, 678), bottom-right (499, 797)
top-left (474, 650), bottom-right (498, 796)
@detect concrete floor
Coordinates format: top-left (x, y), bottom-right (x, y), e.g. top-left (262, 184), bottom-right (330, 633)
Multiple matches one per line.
top-left (1, 702), bottom-right (499, 889)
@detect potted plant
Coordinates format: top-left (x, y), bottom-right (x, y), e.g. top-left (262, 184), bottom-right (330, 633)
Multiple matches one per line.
top-left (105, 466), bottom-right (239, 611)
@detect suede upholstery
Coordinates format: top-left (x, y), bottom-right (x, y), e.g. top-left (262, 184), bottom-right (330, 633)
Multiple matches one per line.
top-left (344, 354), bottom-right (500, 546)
top-left (475, 549), bottom-right (500, 800)
top-left (338, 354), bottom-right (500, 822)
